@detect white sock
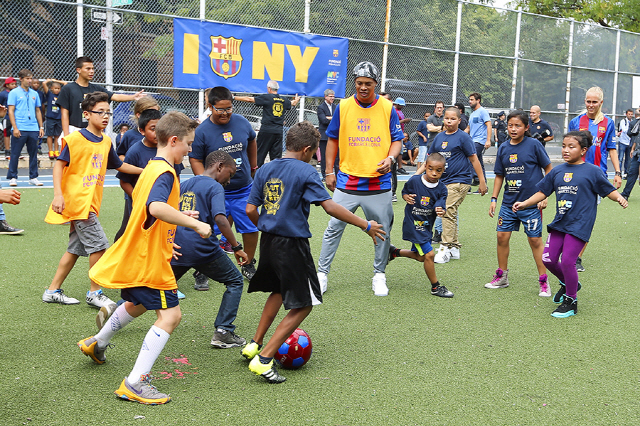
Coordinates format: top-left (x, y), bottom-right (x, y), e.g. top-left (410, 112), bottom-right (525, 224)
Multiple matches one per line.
top-left (127, 325), bottom-right (170, 384)
top-left (95, 304), bottom-right (135, 348)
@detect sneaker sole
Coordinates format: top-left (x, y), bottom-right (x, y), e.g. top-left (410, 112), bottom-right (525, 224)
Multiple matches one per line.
top-left (43, 298), bottom-right (80, 305)
top-left (78, 340), bottom-right (105, 364)
top-left (539, 292), bottom-right (552, 297)
top-left (551, 310), bottom-right (576, 318)
top-left (193, 285), bottom-right (209, 291)
top-left (211, 340), bottom-right (245, 349)
top-left (431, 292), bottom-right (454, 298)
top-left (484, 283), bottom-right (509, 289)
top-left (0, 229), bottom-right (24, 235)
top-left (96, 303), bottom-right (118, 330)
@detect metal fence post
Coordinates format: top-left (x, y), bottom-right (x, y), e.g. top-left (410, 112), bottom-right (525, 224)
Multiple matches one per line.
top-left (564, 18), bottom-right (575, 134)
top-left (77, 0), bottom-right (83, 57)
top-left (198, 0), bottom-right (205, 118)
top-left (298, 0), bottom-right (311, 123)
top-left (510, 8), bottom-right (522, 110)
top-left (612, 29), bottom-right (621, 120)
top-left (380, 0), bottom-right (392, 92)
top-left (451, 1), bottom-right (462, 106)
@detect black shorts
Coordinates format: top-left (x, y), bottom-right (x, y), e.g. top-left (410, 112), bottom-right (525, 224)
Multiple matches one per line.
top-left (248, 232), bottom-right (322, 310)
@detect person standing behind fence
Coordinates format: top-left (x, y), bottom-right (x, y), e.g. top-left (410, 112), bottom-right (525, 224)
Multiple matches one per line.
top-left (493, 111), bottom-right (507, 148)
top-left (57, 56), bottom-right (145, 136)
top-left (7, 69), bottom-right (44, 187)
top-left (427, 100), bottom-right (445, 147)
top-left (235, 81), bottom-right (300, 166)
top-left (620, 109), bottom-right (640, 200)
top-left (454, 102), bottom-right (469, 133)
top-left (42, 78), bottom-right (67, 160)
top-left (317, 89), bottom-right (339, 180)
top-left (617, 109), bottom-right (634, 178)
top-left (1, 77), bottom-right (18, 159)
top-left (529, 105), bottom-right (554, 146)
top-left (468, 92), bottom-right (491, 189)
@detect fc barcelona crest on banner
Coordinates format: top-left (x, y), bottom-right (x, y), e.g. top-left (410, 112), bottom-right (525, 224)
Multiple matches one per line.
top-left (209, 36), bottom-right (243, 79)
top-left (563, 173), bottom-right (573, 182)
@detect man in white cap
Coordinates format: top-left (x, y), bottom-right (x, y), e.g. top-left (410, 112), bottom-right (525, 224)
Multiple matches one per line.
top-left (317, 61), bottom-right (403, 296)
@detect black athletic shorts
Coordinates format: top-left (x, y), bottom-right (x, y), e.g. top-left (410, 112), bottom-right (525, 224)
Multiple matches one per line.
top-left (248, 232), bottom-right (322, 310)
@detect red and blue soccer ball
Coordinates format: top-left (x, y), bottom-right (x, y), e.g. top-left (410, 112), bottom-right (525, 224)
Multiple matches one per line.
top-left (276, 328), bottom-right (312, 369)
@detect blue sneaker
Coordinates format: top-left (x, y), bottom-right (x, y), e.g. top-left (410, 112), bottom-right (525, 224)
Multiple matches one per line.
top-left (551, 295), bottom-right (577, 318)
top-left (177, 290), bottom-right (186, 299)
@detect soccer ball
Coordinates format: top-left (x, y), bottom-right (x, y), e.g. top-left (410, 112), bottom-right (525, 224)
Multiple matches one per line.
top-left (276, 328), bottom-right (312, 369)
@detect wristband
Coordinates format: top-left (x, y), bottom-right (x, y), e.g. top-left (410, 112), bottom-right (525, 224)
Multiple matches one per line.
top-left (615, 171), bottom-right (622, 177)
top-left (364, 221), bottom-right (371, 232)
top-left (251, 166), bottom-right (259, 171)
top-left (491, 197), bottom-right (498, 202)
top-left (326, 172), bottom-right (335, 176)
top-left (231, 243), bottom-right (243, 252)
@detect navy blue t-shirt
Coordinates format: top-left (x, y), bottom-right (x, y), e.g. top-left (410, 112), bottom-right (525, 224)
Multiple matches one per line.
top-left (248, 157), bottom-right (331, 238)
top-left (58, 129), bottom-right (123, 169)
top-left (531, 119), bottom-right (553, 139)
top-left (190, 115), bottom-right (256, 192)
top-left (536, 162), bottom-right (615, 242)
top-left (0, 90), bottom-right (9, 108)
top-left (401, 175), bottom-right (447, 244)
top-left (45, 91), bottom-right (61, 120)
top-left (494, 136), bottom-right (550, 208)
top-left (416, 120), bottom-right (428, 147)
top-left (116, 140), bottom-right (184, 200)
top-left (172, 175), bottom-right (226, 266)
top-left (428, 129), bottom-right (476, 185)
top-left (116, 127), bottom-right (143, 157)
top-left (144, 158), bottom-right (175, 229)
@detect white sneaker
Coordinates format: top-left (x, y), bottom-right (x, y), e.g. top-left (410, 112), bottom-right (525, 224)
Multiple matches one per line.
top-left (86, 290), bottom-right (116, 309)
top-left (42, 289), bottom-right (80, 305)
top-left (449, 247), bottom-right (460, 260)
top-left (372, 273), bottom-right (388, 296)
top-left (317, 272), bottom-right (328, 294)
top-left (433, 246), bottom-right (451, 264)
top-left (29, 178), bottom-right (43, 186)
top-left (9, 178), bottom-right (17, 187)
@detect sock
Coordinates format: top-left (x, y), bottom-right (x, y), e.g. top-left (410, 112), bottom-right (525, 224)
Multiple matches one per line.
top-left (392, 248), bottom-right (401, 258)
top-left (539, 274), bottom-right (548, 283)
top-left (87, 289), bottom-right (103, 296)
top-left (95, 303), bottom-right (135, 347)
top-left (128, 325), bottom-right (170, 385)
top-left (45, 289), bottom-right (58, 294)
top-left (251, 339), bottom-right (262, 348)
top-left (431, 281), bottom-right (440, 290)
top-left (258, 355), bottom-right (272, 364)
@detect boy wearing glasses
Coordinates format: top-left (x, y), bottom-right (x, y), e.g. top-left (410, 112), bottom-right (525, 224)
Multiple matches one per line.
top-left (189, 86), bottom-right (260, 281)
top-left (44, 92), bottom-right (143, 306)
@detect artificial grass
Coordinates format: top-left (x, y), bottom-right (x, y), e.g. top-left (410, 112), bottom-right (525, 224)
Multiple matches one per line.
top-left (0, 182), bottom-right (638, 425)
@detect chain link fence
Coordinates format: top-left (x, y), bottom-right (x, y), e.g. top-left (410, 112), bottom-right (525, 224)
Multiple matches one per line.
top-left (3, 0), bottom-right (640, 148)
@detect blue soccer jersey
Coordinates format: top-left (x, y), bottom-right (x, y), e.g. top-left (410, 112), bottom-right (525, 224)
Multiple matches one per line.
top-left (172, 175), bottom-right (227, 266)
top-left (428, 129), bottom-right (476, 185)
top-left (536, 162), bottom-right (615, 242)
top-left (401, 175), bottom-right (447, 245)
top-left (568, 114), bottom-right (616, 174)
top-left (494, 136), bottom-right (550, 208)
top-left (191, 115), bottom-right (256, 192)
top-left (248, 158), bottom-right (331, 238)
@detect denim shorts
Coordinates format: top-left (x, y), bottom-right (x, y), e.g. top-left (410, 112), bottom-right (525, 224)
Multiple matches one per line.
top-left (417, 146), bottom-right (428, 163)
top-left (496, 204), bottom-right (543, 238)
top-left (68, 212), bottom-right (110, 256)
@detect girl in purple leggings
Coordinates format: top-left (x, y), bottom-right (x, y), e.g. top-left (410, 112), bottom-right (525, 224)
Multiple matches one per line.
top-left (513, 130), bottom-right (627, 318)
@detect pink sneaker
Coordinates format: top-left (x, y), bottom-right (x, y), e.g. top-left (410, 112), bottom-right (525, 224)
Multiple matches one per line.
top-left (538, 273), bottom-right (551, 297)
top-left (485, 268), bottom-right (509, 289)
top-left (219, 240), bottom-right (233, 254)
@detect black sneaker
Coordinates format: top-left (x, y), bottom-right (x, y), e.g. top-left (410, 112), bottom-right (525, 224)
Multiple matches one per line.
top-left (575, 257), bottom-right (585, 272)
top-left (0, 220), bottom-right (24, 235)
top-left (431, 285), bottom-right (454, 298)
top-left (193, 271), bottom-right (209, 291)
top-left (211, 328), bottom-right (246, 348)
top-left (432, 229), bottom-right (442, 243)
top-left (388, 244), bottom-right (399, 262)
top-left (553, 281), bottom-right (581, 304)
top-left (397, 168), bottom-right (409, 175)
top-left (551, 295), bottom-right (577, 318)
top-left (242, 258), bottom-right (257, 281)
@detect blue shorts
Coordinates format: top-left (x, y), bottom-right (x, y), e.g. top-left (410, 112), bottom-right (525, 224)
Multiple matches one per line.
top-left (45, 119), bottom-right (62, 137)
top-left (218, 184), bottom-right (258, 234)
top-left (496, 204), bottom-right (543, 238)
top-left (417, 146), bottom-right (428, 163)
top-left (121, 287), bottom-right (179, 310)
top-left (410, 241), bottom-right (433, 256)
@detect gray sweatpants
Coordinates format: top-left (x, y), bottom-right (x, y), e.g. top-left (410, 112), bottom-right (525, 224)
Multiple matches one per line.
top-left (317, 189), bottom-right (393, 275)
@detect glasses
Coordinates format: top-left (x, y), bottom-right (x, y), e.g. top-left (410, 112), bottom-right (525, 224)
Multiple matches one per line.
top-left (90, 110), bottom-right (113, 117)
top-left (212, 105), bottom-right (233, 114)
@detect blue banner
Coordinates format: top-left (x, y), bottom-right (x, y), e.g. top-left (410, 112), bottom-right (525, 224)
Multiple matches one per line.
top-left (173, 18), bottom-right (349, 97)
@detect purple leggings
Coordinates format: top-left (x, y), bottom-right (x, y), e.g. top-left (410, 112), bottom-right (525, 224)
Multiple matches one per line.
top-left (542, 230), bottom-right (586, 299)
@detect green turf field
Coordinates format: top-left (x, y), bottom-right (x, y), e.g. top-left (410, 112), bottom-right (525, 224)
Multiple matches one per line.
top-left (1, 182), bottom-right (638, 425)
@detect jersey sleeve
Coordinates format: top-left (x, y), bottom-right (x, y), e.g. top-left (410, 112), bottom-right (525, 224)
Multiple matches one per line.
top-left (117, 149), bottom-right (139, 183)
top-left (189, 127), bottom-right (207, 161)
top-left (568, 117), bottom-right (579, 132)
top-left (435, 184), bottom-right (448, 210)
top-left (536, 141), bottom-right (552, 168)
top-left (302, 170), bottom-right (331, 205)
top-left (389, 107), bottom-right (404, 141)
top-left (34, 91), bottom-right (42, 108)
top-left (594, 169), bottom-right (617, 198)
top-left (6, 90), bottom-right (16, 106)
top-left (325, 104), bottom-right (341, 139)
top-left (146, 172), bottom-right (175, 207)
top-left (481, 109), bottom-right (490, 123)
top-left (106, 145), bottom-right (124, 169)
top-left (460, 133), bottom-right (477, 157)
top-left (57, 145), bottom-right (70, 163)
top-left (284, 98), bottom-right (292, 111)
top-left (604, 120), bottom-right (616, 149)
top-left (535, 169), bottom-right (556, 197)
top-left (209, 185), bottom-right (227, 221)
top-left (254, 94), bottom-right (269, 107)
top-left (401, 176), bottom-right (417, 196)
top-left (493, 145), bottom-right (505, 176)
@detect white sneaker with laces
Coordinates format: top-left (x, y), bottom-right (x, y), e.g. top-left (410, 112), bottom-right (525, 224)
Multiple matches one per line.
top-left (372, 273), bottom-right (388, 296)
top-left (29, 178), bottom-right (43, 186)
top-left (317, 272), bottom-right (328, 294)
top-left (449, 247), bottom-right (460, 260)
top-left (86, 290), bottom-right (116, 309)
top-left (43, 289), bottom-right (80, 305)
top-left (433, 246), bottom-right (451, 264)
top-left (9, 178), bottom-right (17, 187)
